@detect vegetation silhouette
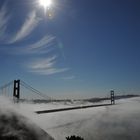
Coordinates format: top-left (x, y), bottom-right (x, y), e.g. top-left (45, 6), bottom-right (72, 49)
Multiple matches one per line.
top-left (66, 135), bottom-right (84, 140)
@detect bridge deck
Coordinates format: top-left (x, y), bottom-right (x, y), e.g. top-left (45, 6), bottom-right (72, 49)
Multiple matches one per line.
top-left (35, 103), bottom-right (113, 114)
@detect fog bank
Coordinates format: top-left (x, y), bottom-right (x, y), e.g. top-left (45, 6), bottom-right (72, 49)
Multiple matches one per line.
top-left (0, 96), bottom-right (54, 140)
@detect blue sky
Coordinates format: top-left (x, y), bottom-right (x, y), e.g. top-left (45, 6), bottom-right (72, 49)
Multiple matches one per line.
top-left (0, 0), bottom-right (140, 99)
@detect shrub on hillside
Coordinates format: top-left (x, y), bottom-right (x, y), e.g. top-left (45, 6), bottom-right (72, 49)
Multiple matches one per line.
top-left (66, 135), bottom-right (84, 140)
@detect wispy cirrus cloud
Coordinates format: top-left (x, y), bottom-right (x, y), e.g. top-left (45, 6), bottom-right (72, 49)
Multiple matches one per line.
top-left (12, 35), bottom-right (56, 55)
top-left (25, 35), bottom-right (56, 54)
top-left (27, 55), bottom-right (69, 75)
top-left (9, 10), bottom-right (40, 43)
top-left (61, 76), bottom-right (75, 80)
top-left (29, 35), bottom-right (55, 50)
top-left (0, 2), bottom-right (68, 77)
top-left (0, 3), bottom-right (11, 39)
top-left (29, 55), bottom-right (57, 69)
top-left (33, 67), bottom-right (69, 75)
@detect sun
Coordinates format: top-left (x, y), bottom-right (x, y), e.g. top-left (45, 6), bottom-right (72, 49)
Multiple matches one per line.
top-left (39, 0), bottom-right (52, 9)
top-left (39, 0), bottom-right (54, 18)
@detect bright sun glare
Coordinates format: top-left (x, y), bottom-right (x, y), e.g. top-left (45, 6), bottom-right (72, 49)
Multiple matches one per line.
top-left (39, 0), bottom-right (52, 9)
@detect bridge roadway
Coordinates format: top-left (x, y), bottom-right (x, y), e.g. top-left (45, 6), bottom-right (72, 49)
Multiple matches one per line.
top-left (35, 103), bottom-right (113, 114)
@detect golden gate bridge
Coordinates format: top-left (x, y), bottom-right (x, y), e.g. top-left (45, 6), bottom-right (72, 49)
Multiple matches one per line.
top-left (0, 79), bottom-right (115, 114)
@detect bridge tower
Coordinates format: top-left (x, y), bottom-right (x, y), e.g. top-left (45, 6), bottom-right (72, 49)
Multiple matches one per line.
top-left (110, 90), bottom-right (115, 105)
top-left (13, 80), bottom-right (20, 100)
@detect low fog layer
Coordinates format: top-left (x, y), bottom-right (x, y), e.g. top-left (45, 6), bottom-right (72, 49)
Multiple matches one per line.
top-left (0, 96), bottom-right (140, 140)
top-left (0, 96), bottom-right (54, 140)
top-left (32, 98), bottom-right (140, 140)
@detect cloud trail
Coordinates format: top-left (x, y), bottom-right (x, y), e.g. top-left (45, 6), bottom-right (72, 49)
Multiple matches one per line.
top-left (9, 11), bottom-right (39, 43)
top-left (0, 2), bottom-right (68, 77)
top-left (61, 76), bottom-right (75, 80)
top-left (25, 35), bottom-right (56, 54)
top-left (29, 35), bottom-right (55, 49)
top-left (5, 35), bottom-right (55, 55)
top-left (27, 56), bottom-right (69, 75)
top-left (0, 3), bottom-right (11, 39)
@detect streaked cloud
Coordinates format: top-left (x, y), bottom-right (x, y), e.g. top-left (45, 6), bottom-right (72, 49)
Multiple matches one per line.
top-left (31, 68), bottom-right (69, 75)
top-left (0, 2), bottom-right (68, 77)
top-left (29, 55), bottom-right (57, 69)
top-left (61, 76), bottom-right (75, 80)
top-left (27, 56), bottom-right (69, 75)
top-left (9, 11), bottom-right (39, 43)
top-left (25, 35), bottom-right (56, 54)
top-left (0, 3), bottom-right (11, 39)
top-left (29, 35), bottom-right (55, 49)
top-left (7, 35), bottom-right (55, 55)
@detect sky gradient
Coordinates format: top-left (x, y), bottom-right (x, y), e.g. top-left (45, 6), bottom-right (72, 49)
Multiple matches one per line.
top-left (0, 0), bottom-right (140, 99)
